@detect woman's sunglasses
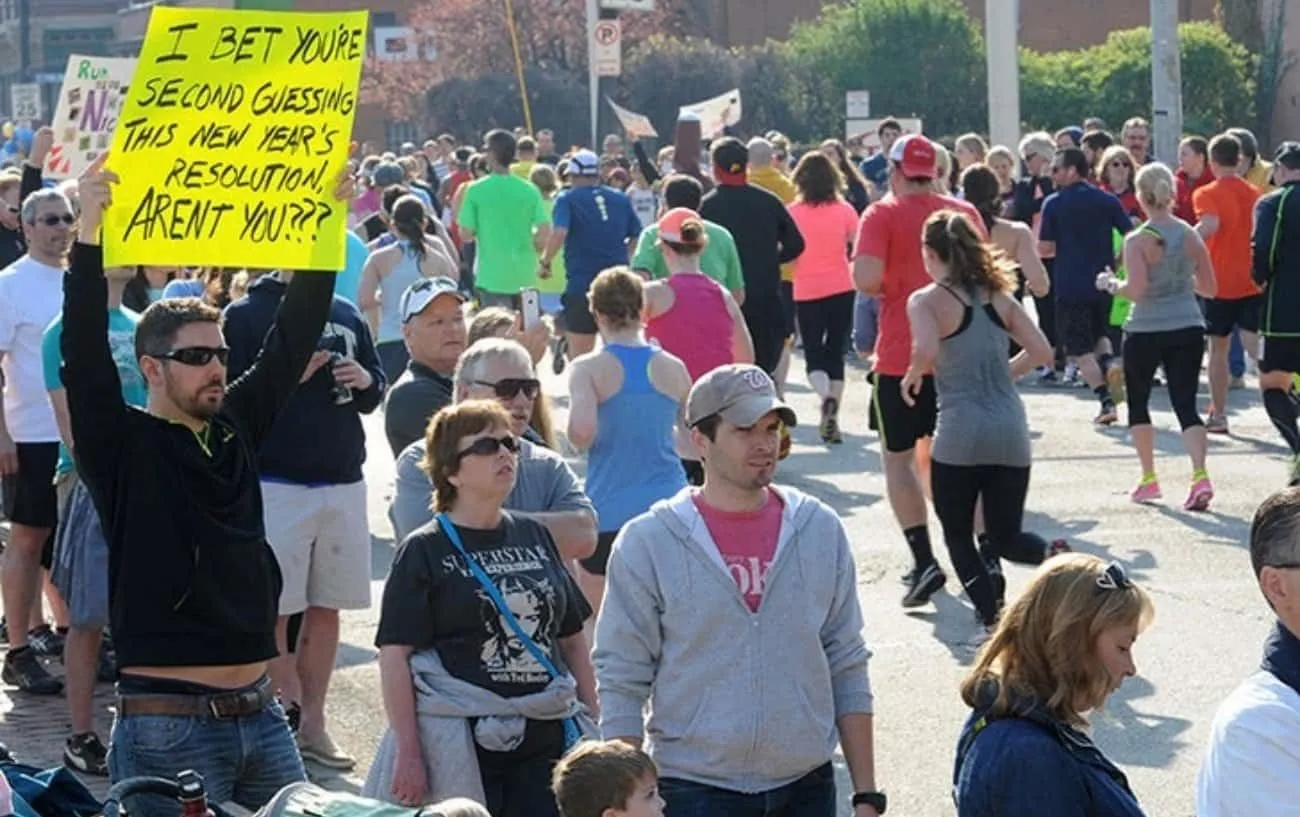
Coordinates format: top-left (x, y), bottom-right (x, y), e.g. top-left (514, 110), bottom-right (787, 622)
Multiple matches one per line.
top-left (155, 346), bottom-right (230, 367)
top-left (474, 378), bottom-right (541, 400)
top-left (38, 213), bottom-right (75, 227)
top-left (456, 434), bottom-right (519, 462)
top-left (1109, 160), bottom-right (1133, 169)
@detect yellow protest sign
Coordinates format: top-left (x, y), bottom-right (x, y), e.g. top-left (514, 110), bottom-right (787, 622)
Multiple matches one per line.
top-left (104, 7), bottom-right (366, 271)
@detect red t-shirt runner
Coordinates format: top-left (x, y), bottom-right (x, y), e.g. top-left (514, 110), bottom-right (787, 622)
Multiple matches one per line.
top-left (693, 488), bottom-right (782, 613)
top-left (853, 193), bottom-right (985, 377)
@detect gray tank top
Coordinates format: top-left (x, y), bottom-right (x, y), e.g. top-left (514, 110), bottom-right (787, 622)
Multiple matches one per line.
top-left (1124, 219), bottom-right (1205, 334)
top-left (931, 286), bottom-right (1032, 468)
top-left (377, 241), bottom-right (426, 344)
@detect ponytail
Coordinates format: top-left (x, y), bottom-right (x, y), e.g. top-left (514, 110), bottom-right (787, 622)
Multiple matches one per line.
top-left (391, 195), bottom-right (427, 261)
top-left (923, 209), bottom-right (1017, 294)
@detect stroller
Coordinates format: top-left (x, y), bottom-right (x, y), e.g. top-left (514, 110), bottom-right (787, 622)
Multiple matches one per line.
top-left (103, 771), bottom-right (422, 817)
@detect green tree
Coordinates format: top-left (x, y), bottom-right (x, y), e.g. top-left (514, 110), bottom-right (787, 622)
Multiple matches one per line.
top-left (783, 0), bottom-right (987, 140)
top-left (1019, 23), bottom-right (1254, 139)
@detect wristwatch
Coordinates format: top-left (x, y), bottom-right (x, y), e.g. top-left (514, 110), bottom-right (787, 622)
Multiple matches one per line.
top-left (852, 792), bottom-right (887, 814)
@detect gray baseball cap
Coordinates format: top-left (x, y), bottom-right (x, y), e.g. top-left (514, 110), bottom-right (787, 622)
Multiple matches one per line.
top-left (686, 364), bottom-right (797, 428)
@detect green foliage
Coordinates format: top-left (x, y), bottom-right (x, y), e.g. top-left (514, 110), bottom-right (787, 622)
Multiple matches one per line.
top-left (414, 1), bottom-right (1257, 153)
top-left (783, 0), bottom-right (987, 139)
top-left (1019, 22), bottom-right (1255, 138)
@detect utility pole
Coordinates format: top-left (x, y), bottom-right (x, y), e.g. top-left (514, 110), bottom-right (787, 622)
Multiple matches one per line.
top-left (985, 0), bottom-right (1020, 148)
top-left (18, 0), bottom-right (31, 81)
top-left (1150, 0), bottom-right (1183, 165)
top-left (587, 0), bottom-right (599, 148)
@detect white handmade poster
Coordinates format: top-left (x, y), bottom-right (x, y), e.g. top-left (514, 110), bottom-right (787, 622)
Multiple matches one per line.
top-left (679, 89), bottom-right (741, 138)
top-left (45, 54), bottom-right (136, 179)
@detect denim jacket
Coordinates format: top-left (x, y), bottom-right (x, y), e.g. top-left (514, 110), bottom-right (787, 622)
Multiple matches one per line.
top-left (953, 682), bottom-right (1145, 817)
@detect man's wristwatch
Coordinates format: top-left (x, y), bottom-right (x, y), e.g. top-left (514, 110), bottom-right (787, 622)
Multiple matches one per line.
top-left (852, 791), bottom-right (887, 814)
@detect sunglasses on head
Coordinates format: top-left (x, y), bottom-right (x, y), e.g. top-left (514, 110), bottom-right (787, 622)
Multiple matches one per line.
top-left (456, 434), bottom-right (519, 461)
top-left (475, 378), bottom-right (540, 400)
top-left (38, 213), bottom-right (75, 227)
top-left (156, 346), bottom-right (230, 367)
top-left (1095, 561), bottom-right (1132, 591)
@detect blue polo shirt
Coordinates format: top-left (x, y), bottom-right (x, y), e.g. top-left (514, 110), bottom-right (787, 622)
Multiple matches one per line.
top-left (553, 184), bottom-right (642, 296)
top-left (1040, 182), bottom-right (1134, 302)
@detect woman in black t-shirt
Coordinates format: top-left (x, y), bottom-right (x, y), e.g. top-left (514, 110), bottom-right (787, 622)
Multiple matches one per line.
top-left (375, 400), bottom-right (594, 817)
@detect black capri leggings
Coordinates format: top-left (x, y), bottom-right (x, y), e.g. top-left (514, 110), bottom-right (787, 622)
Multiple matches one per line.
top-left (931, 460), bottom-right (1051, 626)
top-left (796, 291), bottom-right (855, 382)
top-left (1123, 327), bottom-right (1204, 429)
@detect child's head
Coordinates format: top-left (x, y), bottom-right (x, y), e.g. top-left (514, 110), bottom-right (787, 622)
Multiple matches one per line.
top-left (425, 799), bottom-right (491, 817)
top-left (552, 741), bottom-right (661, 817)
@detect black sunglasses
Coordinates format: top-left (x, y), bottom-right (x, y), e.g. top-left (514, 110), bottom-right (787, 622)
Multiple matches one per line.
top-left (38, 213), bottom-right (75, 226)
top-left (1109, 160), bottom-right (1133, 168)
top-left (456, 434), bottom-right (519, 461)
top-left (475, 378), bottom-right (541, 400)
top-left (156, 346), bottom-right (230, 367)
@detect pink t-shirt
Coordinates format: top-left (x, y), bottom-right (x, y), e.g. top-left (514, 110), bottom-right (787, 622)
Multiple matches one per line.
top-left (692, 489), bottom-right (782, 612)
top-left (788, 200), bottom-right (859, 302)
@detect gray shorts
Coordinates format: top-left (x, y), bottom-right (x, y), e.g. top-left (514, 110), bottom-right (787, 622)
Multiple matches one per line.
top-left (51, 472), bottom-right (110, 630)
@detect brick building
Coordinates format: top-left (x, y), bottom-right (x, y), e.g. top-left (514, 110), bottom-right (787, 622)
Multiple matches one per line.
top-left (707, 0), bottom-right (1217, 51)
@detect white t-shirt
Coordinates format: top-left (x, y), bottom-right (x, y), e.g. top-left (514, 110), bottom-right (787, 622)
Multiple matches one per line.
top-left (628, 185), bottom-right (658, 230)
top-left (0, 255), bottom-right (64, 443)
top-left (1197, 670), bottom-right (1300, 817)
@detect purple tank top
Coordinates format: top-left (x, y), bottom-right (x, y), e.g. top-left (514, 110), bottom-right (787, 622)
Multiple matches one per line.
top-left (646, 274), bottom-right (734, 381)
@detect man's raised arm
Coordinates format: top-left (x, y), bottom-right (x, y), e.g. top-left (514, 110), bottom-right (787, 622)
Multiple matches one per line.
top-left (60, 158), bottom-right (127, 486)
top-left (222, 169), bottom-right (356, 448)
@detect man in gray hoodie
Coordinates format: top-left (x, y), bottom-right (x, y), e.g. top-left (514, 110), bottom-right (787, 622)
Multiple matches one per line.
top-left (594, 364), bottom-right (885, 817)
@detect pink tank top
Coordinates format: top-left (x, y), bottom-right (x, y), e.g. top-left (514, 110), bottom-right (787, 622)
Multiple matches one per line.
top-left (646, 274), bottom-right (734, 381)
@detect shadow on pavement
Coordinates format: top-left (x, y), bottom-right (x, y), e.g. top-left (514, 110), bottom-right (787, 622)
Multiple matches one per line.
top-left (907, 591), bottom-right (983, 667)
top-left (1092, 675), bottom-right (1191, 770)
top-left (1151, 505), bottom-right (1249, 548)
top-left (336, 642), bottom-right (378, 670)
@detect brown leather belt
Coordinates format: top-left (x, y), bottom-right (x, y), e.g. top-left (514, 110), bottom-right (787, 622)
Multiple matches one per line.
top-left (116, 680), bottom-right (274, 719)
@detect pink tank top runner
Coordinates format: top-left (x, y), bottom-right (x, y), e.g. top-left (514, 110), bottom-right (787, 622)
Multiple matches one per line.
top-left (646, 274), bottom-right (734, 382)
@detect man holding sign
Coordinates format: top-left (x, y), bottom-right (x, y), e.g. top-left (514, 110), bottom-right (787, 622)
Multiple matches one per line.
top-left (65, 150), bottom-right (353, 809)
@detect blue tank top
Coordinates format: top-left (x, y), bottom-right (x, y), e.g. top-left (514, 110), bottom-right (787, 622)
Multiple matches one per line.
top-left (584, 344), bottom-right (687, 531)
top-left (377, 241), bottom-right (425, 344)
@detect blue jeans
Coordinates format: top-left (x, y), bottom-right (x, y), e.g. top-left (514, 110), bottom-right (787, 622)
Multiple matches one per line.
top-left (1230, 329), bottom-right (1246, 378)
top-left (659, 762), bottom-right (836, 817)
top-left (107, 697), bottom-right (305, 817)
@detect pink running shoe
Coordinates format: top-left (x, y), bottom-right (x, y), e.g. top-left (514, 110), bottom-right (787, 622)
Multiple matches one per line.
top-left (1184, 478), bottom-right (1214, 512)
top-left (1130, 480), bottom-right (1162, 504)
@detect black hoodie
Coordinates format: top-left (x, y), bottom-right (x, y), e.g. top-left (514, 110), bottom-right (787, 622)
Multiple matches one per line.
top-left (223, 273), bottom-right (386, 485)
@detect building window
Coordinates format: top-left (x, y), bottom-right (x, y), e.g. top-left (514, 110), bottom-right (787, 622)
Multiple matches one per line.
top-left (43, 27), bottom-right (115, 71)
top-left (386, 121), bottom-right (419, 150)
top-left (372, 12), bottom-right (398, 28)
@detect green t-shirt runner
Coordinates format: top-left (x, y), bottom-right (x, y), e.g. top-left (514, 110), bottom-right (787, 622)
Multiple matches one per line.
top-left (631, 219), bottom-right (745, 293)
top-left (458, 172), bottom-right (549, 296)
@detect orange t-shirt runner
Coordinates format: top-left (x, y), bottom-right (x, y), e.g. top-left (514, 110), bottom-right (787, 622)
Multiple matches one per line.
top-left (1193, 175), bottom-right (1262, 301)
top-left (853, 194), bottom-right (986, 376)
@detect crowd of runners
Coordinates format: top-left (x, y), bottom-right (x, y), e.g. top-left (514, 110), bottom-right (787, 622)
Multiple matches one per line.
top-left (0, 103), bottom-right (1293, 817)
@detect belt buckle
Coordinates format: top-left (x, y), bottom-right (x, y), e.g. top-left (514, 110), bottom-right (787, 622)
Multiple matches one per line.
top-left (208, 694), bottom-right (239, 719)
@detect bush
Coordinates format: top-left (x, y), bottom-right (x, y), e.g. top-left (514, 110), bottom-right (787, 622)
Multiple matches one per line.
top-left (783, 0), bottom-right (988, 139)
top-left (1020, 22), bottom-right (1254, 137)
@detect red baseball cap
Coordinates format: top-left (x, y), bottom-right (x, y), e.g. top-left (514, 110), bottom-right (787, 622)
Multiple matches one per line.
top-left (889, 134), bottom-right (937, 179)
top-left (658, 207), bottom-right (706, 245)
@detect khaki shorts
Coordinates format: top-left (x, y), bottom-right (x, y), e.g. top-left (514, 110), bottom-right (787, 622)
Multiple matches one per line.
top-left (260, 480), bottom-right (372, 616)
